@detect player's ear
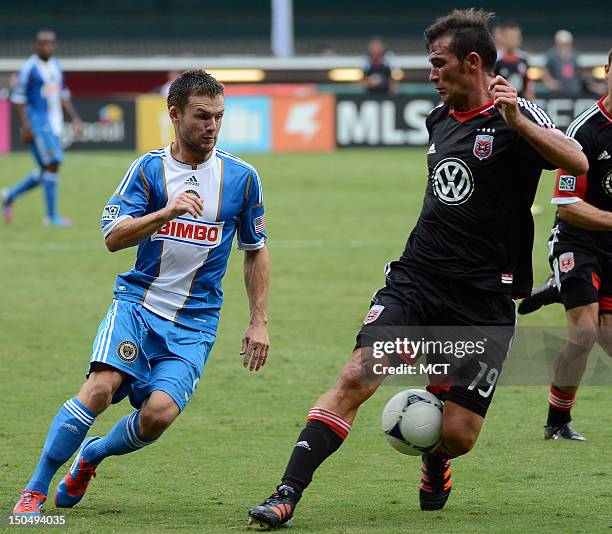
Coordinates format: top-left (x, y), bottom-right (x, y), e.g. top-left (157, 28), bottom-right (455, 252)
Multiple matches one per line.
top-left (465, 52), bottom-right (481, 72)
top-left (168, 105), bottom-right (180, 123)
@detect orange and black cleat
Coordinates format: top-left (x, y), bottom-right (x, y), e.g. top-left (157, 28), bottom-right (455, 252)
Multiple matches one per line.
top-left (419, 454), bottom-right (452, 511)
top-left (13, 490), bottom-right (46, 516)
top-left (248, 484), bottom-right (300, 528)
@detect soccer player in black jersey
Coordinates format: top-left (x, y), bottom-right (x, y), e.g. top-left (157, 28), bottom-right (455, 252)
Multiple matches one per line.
top-left (248, 9), bottom-right (588, 528)
top-left (494, 22), bottom-right (534, 100)
top-left (521, 50), bottom-right (612, 440)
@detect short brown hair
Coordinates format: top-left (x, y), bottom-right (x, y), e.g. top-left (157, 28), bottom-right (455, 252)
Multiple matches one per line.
top-left (424, 8), bottom-right (497, 73)
top-left (167, 69), bottom-right (224, 110)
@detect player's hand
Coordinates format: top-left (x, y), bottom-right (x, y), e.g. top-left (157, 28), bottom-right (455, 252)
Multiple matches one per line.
top-left (163, 191), bottom-right (203, 220)
top-left (489, 75), bottom-right (521, 126)
top-left (241, 324), bottom-right (269, 371)
top-left (21, 124), bottom-right (33, 144)
top-left (73, 118), bottom-right (84, 138)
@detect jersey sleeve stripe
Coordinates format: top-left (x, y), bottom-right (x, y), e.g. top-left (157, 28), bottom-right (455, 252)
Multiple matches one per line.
top-left (565, 105), bottom-right (598, 138)
top-left (114, 156), bottom-right (143, 196)
top-left (518, 98), bottom-right (555, 128)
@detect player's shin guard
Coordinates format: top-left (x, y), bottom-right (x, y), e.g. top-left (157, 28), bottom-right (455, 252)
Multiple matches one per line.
top-left (41, 170), bottom-right (59, 221)
top-left (282, 407), bottom-right (351, 493)
top-left (25, 398), bottom-right (95, 495)
top-left (7, 170), bottom-right (42, 202)
top-left (81, 410), bottom-right (157, 465)
top-left (547, 384), bottom-right (575, 426)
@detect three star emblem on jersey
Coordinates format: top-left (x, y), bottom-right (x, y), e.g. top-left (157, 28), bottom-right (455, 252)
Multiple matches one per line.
top-left (473, 134), bottom-right (494, 160)
top-left (432, 158), bottom-right (474, 205)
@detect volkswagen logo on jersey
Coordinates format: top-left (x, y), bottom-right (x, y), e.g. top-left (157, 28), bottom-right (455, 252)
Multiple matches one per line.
top-left (432, 158), bottom-right (474, 205)
top-left (473, 134), bottom-right (494, 160)
top-left (602, 170), bottom-right (612, 197)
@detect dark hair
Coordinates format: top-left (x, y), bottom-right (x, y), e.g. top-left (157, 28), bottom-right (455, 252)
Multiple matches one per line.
top-left (608, 48), bottom-right (612, 67)
top-left (167, 69), bottom-right (224, 110)
top-left (424, 8), bottom-right (498, 73)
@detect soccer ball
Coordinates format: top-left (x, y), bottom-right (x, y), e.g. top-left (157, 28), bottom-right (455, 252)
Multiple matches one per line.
top-left (381, 389), bottom-right (443, 456)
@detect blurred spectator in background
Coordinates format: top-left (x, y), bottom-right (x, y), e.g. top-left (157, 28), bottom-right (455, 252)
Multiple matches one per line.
top-left (495, 22), bottom-right (534, 99)
top-left (543, 30), bottom-right (580, 96)
top-left (160, 71), bottom-right (180, 97)
top-left (491, 24), bottom-right (504, 56)
top-left (362, 37), bottom-right (397, 95)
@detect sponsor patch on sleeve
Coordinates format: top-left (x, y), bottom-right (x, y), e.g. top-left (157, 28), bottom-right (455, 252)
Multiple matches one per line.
top-left (102, 204), bottom-right (121, 221)
top-left (558, 175), bottom-right (576, 192)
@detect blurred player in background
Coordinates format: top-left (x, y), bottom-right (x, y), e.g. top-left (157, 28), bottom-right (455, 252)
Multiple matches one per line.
top-left (249, 9), bottom-right (587, 528)
top-left (13, 70), bottom-right (270, 516)
top-left (495, 21), bottom-right (534, 100)
top-left (543, 30), bottom-right (581, 97)
top-left (362, 37), bottom-right (397, 95)
top-left (1, 31), bottom-right (82, 226)
top-left (519, 49), bottom-right (612, 440)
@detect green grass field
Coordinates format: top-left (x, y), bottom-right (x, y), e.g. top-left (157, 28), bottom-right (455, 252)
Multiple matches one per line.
top-left (0, 149), bottom-right (610, 533)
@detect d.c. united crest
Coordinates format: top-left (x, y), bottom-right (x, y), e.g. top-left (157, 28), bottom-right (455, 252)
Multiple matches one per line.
top-left (473, 134), bottom-right (494, 160)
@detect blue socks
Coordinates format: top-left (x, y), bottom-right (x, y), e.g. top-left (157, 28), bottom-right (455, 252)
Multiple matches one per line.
top-left (82, 411), bottom-right (157, 466)
top-left (6, 170), bottom-right (42, 203)
top-left (25, 398), bottom-right (95, 495)
top-left (41, 170), bottom-right (59, 221)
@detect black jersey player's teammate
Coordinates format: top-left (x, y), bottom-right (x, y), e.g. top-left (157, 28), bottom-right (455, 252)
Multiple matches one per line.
top-left (494, 21), bottom-right (534, 100)
top-left (520, 50), bottom-right (612, 440)
top-left (248, 9), bottom-right (588, 528)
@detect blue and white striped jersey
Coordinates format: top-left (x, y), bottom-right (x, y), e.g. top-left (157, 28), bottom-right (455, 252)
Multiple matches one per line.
top-left (11, 55), bottom-right (69, 136)
top-left (101, 146), bottom-right (267, 333)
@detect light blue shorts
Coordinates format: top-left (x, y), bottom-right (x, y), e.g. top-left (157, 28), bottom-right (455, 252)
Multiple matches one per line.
top-left (30, 125), bottom-right (63, 166)
top-left (88, 299), bottom-right (215, 411)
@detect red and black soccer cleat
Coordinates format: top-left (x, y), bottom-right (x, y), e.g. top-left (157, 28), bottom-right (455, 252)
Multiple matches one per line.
top-left (419, 454), bottom-right (452, 511)
top-left (248, 484), bottom-right (300, 528)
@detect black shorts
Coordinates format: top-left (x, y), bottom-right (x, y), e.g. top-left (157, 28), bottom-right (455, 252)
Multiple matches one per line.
top-left (356, 264), bottom-right (516, 418)
top-left (550, 241), bottom-right (612, 313)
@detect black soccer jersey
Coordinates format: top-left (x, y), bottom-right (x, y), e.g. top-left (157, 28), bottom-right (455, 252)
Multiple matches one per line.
top-left (495, 51), bottom-right (531, 98)
top-left (551, 97), bottom-right (612, 250)
top-left (397, 98), bottom-right (556, 297)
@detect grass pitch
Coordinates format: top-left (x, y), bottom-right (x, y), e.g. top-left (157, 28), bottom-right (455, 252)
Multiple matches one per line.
top-left (0, 149), bottom-right (610, 533)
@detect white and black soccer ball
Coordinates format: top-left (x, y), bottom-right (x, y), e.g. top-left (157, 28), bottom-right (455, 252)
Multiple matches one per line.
top-left (381, 389), bottom-right (443, 456)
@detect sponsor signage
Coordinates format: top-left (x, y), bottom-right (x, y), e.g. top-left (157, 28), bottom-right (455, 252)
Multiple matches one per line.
top-left (0, 99), bottom-right (10, 153)
top-left (272, 94), bottom-right (335, 152)
top-left (136, 95), bottom-right (174, 153)
top-left (10, 98), bottom-right (135, 151)
top-left (336, 95), bottom-right (439, 148)
top-left (217, 96), bottom-right (271, 153)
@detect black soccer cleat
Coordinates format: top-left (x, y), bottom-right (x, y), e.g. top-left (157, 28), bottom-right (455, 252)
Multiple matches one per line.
top-left (517, 274), bottom-right (561, 315)
top-left (419, 454), bottom-right (452, 511)
top-left (544, 422), bottom-right (586, 441)
top-left (248, 484), bottom-right (300, 529)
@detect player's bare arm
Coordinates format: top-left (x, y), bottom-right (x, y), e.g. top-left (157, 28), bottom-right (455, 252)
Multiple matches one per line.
top-left (241, 246), bottom-right (270, 372)
top-left (105, 191), bottom-right (203, 252)
top-left (557, 200), bottom-right (612, 231)
top-left (489, 75), bottom-right (588, 176)
top-left (14, 102), bottom-right (33, 143)
top-left (61, 99), bottom-right (83, 136)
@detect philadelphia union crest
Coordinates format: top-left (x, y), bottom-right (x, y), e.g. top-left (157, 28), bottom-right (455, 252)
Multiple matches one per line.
top-left (473, 134), bottom-right (494, 160)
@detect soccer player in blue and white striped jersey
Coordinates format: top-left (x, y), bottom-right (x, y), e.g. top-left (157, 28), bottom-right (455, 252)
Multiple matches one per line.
top-left (2, 31), bottom-right (82, 226)
top-left (13, 70), bottom-right (270, 516)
